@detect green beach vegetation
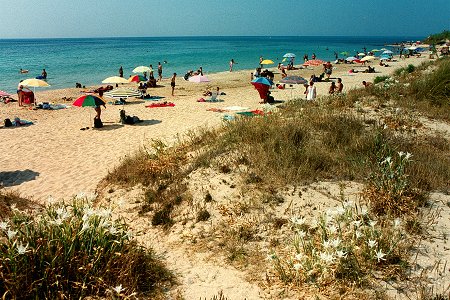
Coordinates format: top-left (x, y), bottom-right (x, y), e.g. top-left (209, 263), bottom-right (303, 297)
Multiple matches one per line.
top-left (1, 57), bottom-right (449, 299)
top-left (424, 30), bottom-right (450, 45)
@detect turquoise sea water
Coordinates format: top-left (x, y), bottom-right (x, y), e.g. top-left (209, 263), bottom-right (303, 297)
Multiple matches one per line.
top-left (0, 36), bottom-right (422, 93)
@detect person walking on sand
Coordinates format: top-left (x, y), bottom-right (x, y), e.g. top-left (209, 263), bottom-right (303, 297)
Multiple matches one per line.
top-left (119, 66), bottom-right (123, 77)
top-left (305, 81), bottom-right (316, 101)
top-left (170, 73), bottom-right (176, 96)
top-left (259, 56), bottom-right (263, 68)
top-left (157, 62), bottom-right (163, 81)
top-left (229, 59), bottom-right (235, 72)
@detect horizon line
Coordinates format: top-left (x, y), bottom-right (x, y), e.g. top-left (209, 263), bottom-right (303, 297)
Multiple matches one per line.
top-left (0, 34), bottom-right (426, 41)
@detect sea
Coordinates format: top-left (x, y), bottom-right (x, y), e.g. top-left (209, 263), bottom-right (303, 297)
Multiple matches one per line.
top-left (0, 36), bottom-right (423, 94)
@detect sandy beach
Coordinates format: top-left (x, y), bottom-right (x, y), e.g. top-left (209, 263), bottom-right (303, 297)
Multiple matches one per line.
top-left (0, 55), bottom-right (431, 202)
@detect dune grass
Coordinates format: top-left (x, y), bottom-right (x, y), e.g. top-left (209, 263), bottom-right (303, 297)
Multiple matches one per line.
top-left (0, 196), bottom-right (174, 299)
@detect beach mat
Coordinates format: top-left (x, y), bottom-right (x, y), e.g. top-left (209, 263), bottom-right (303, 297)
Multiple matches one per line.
top-left (145, 102), bottom-right (175, 108)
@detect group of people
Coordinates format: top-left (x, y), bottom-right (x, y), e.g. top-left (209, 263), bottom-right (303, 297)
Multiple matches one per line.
top-left (119, 62), bottom-right (164, 82)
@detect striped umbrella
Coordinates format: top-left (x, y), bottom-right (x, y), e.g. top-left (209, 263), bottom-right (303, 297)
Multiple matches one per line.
top-left (104, 88), bottom-right (141, 99)
top-left (73, 94), bottom-right (105, 107)
top-left (128, 75), bottom-right (147, 83)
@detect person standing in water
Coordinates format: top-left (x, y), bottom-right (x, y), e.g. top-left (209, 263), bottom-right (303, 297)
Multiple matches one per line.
top-left (229, 59), bottom-right (235, 72)
top-left (119, 66), bottom-right (123, 77)
top-left (157, 62), bottom-right (163, 81)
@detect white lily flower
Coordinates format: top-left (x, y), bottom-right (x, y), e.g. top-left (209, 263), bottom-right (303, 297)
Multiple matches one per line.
top-left (342, 200), bottom-right (354, 209)
top-left (290, 216), bottom-right (306, 226)
top-left (355, 230), bottom-right (363, 239)
top-left (16, 242), bottom-right (28, 255)
top-left (297, 230), bottom-right (306, 238)
top-left (7, 229), bottom-right (17, 240)
top-left (328, 225), bottom-right (338, 234)
top-left (367, 240), bottom-right (377, 248)
top-left (376, 249), bottom-right (386, 262)
top-left (112, 284), bottom-right (124, 294)
top-left (360, 207), bottom-right (368, 215)
top-left (382, 156), bottom-right (391, 165)
top-left (369, 220), bottom-right (377, 228)
top-left (322, 240), bottom-right (331, 249)
top-left (394, 218), bottom-right (402, 228)
top-left (319, 252), bottom-right (334, 264)
top-left (295, 253), bottom-right (303, 261)
top-left (405, 152), bottom-right (412, 161)
top-left (398, 151), bottom-right (405, 158)
top-left (352, 220), bottom-right (362, 228)
top-left (109, 225), bottom-right (117, 235)
top-left (331, 238), bottom-right (341, 248)
top-left (76, 192), bottom-right (86, 199)
top-left (293, 263), bottom-right (302, 271)
top-left (81, 221), bottom-right (90, 232)
top-left (335, 207), bottom-right (346, 216)
top-left (336, 250), bottom-right (347, 258)
top-left (0, 221), bottom-right (9, 231)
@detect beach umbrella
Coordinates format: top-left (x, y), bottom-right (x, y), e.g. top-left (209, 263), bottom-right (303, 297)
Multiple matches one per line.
top-left (73, 95), bottom-right (106, 128)
top-left (379, 56), bottom-right (390, 61)
top-left (360, 55), bottom-right (377, 62)
top-left (102, 76), bottom-right (129, 84)
top-left (283, 53), bottom-right (296, 58)
top-left (279, 76), bottom-right (307, 85)
top-left (280, 76), bottom-right (307, 99)
top-left (340, 51), bottom-right (349, 56)
top-left (251, 77), bottom-right (272, 100)
top-left (0, 90), bottom-right (11, 97)
top-left (20, 78), bottom-right (50, 104)
top-left (128, 75), bottom-right (147, 83)
top-left (104, 88), bottom-right (141, 99)
top-left (371, 49), bottom-right (381, 52)
top-left (357, 53), bottom-right (366, 57)
top-left (303, 59), bottom-right (325, 66)
top-left (380, 48), bottom-right (388, 51)
top-left (73, 94), bottom-right (105, 107)
top-left (132, 66), bottom-right (151, 73)
top-left (261, 59), bottom-right (275, 65)
top-left (188, 75), bottom-right (210, 83)
top-left (382, 50), bottom-right (393, 55)
top-left (346, 56), bottom-right (358, 62)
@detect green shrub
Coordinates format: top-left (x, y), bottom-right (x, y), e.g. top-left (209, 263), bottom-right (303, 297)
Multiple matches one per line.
top-left (0, 199), bottom-right (173, 298)
top-left (374, 75), bottom-right (390, 84)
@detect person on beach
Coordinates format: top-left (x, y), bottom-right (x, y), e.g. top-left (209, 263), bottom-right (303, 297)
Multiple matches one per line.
top-left (119, 66), bottom-right (123, 78)
top-left (198, 66), bottom-right (203, 76)
top-left (170, 73), bottom-right (176, 96)
top-left (305, 81), bottom-right (316, 101)
top-left (259, 56), bottom-right (263, 68)
top-left (157, 62), bottom-right (163, 81)
top-left (312, 53), bottom-right (316, 60)
top-left (336, 78), bottom-right (343, 93)
top-left (362, 81), bottom-right (372, 88)
top-left (149, 64), bottom-right (154, 77)
top-left (329, 82), bottom-right (336, 94)
top-left (229, 59), bottom-right (235, 72)
top-left (303, 54), bottom-right (308, 62)
top-left (41, 69), bottom-right (47, 79)
top-left (323, 61), bottom-right (333, 80)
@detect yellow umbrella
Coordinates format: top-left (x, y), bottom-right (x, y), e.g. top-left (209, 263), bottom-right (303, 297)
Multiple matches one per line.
top-left (360, 56), bottom-right (377, 62)
top-left (102, 76), bottom-right (129, 84)
top-left (261, 59), bottom-right (274, 65)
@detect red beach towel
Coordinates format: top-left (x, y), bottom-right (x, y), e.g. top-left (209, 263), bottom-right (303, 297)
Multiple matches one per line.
top-left (145, 102), bottom-right (175, 108)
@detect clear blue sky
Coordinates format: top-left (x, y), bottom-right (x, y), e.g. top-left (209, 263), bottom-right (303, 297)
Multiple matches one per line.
top-left (0, 0), bottom-right (448, 38)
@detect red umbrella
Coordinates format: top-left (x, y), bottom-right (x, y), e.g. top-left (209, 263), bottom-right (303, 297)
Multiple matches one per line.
top-left (73, 94), bottom-right (105, 107)
top-left (128, 75), bottom-right (147, 83)
top-left (251, 77), bottom-right (272, 100)
top-left (303, 59), bottom-right (325, 66)
top-left (0, 90), bottom-right (11, 97)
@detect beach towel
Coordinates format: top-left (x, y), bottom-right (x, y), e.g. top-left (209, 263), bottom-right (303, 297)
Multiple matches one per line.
top-left (145, 102), bottom-right (175, 108)
top-left (223, 106), bottom-right (249, 111)
top-left (236, 109), bottom-right (268, 117)
top-left (207, 108), bottom-right (228, 112)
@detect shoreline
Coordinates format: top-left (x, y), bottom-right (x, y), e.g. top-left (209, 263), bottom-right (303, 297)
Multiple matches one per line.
top-left (0, 54), bottom-right (432, 202)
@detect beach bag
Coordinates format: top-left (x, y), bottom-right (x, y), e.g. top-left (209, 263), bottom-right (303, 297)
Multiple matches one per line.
top-left (4, 118), bottom-right (12, 127)
top-left (94, 117), bottom-right (103, 128)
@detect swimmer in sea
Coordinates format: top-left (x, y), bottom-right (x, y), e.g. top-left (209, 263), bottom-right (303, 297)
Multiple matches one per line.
top-left (19, 68), bottom-right (29, 74)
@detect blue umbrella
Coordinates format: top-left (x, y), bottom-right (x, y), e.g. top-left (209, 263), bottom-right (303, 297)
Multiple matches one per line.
top-left (251, 77), bottom-right (273, 86)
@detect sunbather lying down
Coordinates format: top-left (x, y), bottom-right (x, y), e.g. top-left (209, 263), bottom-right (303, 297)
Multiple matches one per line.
top-left (120, 109), bottom-right (142, 125)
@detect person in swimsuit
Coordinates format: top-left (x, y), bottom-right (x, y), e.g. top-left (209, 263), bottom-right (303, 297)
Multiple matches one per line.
top-left (170, 73), bottom-right (176, 96)
top-left (158, 62), bottom-right (163, 81)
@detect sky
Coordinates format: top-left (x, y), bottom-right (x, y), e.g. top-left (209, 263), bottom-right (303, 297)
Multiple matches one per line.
top-left (0, 0), bottom-right (448, 39)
